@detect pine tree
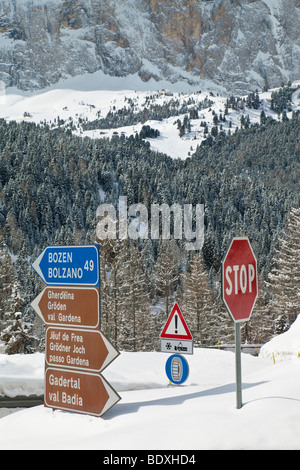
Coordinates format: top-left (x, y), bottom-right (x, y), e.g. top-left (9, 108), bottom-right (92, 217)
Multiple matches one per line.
top-left (98, 239), bottom-right (126, 347)
top-left (246, 293), bottom-right (273, 346)
top-left (266, 207), bottom-right (300, 334)
top-left (0, 240), bottom-right (19, 324)
top-left (0, 311), bottom-right (38, 354)
top-left (99, 239), bottom-right (154, 351)
top-left (181, 253), bottom-right (215, 346)
top-left (118, 242), bottom-right (152, 351)
top-left (155, 241), bottom-right (180, 317)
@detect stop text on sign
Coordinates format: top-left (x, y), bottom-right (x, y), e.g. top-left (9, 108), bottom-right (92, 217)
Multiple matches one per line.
top-left (222, 237), bottom-right (258, 322)
top-left (225, 264), bottom-right (255, 295)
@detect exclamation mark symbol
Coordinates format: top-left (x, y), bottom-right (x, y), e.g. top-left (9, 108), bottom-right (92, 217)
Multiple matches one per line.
top-left (175, 314), bottom-right (178, 334)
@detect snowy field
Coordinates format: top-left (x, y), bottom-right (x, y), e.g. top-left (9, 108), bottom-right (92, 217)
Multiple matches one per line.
top-left (1, 316), bottom-right (300, 450)
top-left (0, 71), bottom-right (299, 160)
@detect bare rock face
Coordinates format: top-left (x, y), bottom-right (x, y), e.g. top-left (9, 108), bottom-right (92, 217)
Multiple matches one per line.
top-left (0, 0), bottom-right (299, 93)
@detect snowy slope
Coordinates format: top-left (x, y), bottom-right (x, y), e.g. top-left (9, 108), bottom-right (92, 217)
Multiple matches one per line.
top-left (1, 316), bottom-right (300, 450)
top-left (1, 72), bottom-right (299, 160)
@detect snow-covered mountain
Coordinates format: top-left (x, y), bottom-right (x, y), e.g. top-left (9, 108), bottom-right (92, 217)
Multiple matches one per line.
top-left (0, 0), bottom-right (299, 94)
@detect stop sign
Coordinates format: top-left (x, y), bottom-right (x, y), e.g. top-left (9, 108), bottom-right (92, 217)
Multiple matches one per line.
top-left (222, 237), bottom-right (258, 322)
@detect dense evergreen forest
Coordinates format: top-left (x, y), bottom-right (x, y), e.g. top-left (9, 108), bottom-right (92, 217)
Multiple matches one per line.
top-left (0, 108), bottom-right (299, 353)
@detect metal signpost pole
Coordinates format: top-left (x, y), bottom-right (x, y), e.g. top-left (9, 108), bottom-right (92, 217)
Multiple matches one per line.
top-left (221, 237), bottom-right (258, 411)
top-left (235, 322), bottom-right (242, 409)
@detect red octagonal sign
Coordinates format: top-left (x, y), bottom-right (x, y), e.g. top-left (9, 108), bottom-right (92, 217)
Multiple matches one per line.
top-left (222, 237), bottom-right (258, 322)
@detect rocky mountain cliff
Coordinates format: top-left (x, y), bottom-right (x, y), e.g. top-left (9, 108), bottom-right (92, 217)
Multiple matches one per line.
top-left (0, 0), bottom-right (299, 93)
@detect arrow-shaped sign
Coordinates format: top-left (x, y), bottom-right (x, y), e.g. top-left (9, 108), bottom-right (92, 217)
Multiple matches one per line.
top-left (32, 245), bottom-right (100, 286)
top-left (31, 287), bottom-right (100, 329)
top-left (45, 367), bottom-right (120, 417)
top-left (45, 327), bottom-right (119, 373)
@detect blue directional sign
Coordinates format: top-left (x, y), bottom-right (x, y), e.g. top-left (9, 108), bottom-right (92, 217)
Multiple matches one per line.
top-left (165, 354), bottom-right (189, 385)
top-left (32, 245), bottom-right (100, 286)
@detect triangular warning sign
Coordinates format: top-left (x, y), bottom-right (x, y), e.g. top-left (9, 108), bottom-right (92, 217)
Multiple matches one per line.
top-left (160, 303), bottom-right (192, 340)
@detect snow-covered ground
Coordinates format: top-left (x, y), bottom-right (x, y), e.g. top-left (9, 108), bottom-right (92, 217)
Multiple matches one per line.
top-left (1, 71), bottom-right (299, 160)
top-left (1, 316), bottom-right (300, 450)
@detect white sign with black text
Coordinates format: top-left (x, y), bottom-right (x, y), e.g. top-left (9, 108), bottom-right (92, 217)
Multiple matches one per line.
top-left (161, 338), bottom-right (193, 355)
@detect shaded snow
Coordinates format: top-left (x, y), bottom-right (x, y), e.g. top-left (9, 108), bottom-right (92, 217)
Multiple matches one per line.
top-left (260, 315), bottom-right (300, 362)
top-left (1, 317), bottom-right (300, 449)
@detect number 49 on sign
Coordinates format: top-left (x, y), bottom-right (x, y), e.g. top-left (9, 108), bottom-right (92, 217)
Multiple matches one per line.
top-left (84, 259), bottom-right (95, 271)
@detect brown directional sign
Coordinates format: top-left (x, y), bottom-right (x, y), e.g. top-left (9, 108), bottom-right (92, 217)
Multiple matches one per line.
top-left (31, 287), bottom-right (100, 329)
top-left (45, 327), bottom-right (119, 373)
top-left (45, 367), bottom-right (121, 417)
top-left (31, 243), bottom-right (121, 418)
